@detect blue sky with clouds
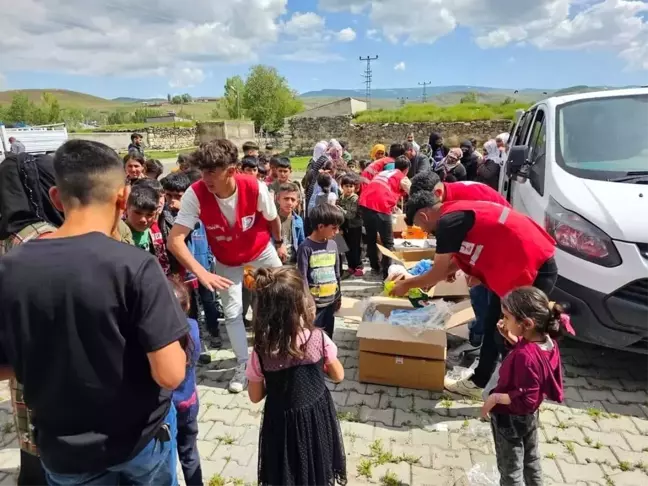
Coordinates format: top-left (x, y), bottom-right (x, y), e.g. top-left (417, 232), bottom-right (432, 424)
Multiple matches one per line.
top-left (1, 0), bottom-right (647, 99)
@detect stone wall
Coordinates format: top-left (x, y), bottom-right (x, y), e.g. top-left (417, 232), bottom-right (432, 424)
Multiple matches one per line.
top-left (283, 116), bottom-right (513, 157)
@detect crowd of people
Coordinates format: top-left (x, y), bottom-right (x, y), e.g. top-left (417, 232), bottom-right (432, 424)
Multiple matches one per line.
top-left (0, 130), bottom-right (572, 486)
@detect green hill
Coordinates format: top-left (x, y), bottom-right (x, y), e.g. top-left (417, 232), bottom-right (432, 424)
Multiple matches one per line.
top-left (0, 89), bottom-right (124, 109)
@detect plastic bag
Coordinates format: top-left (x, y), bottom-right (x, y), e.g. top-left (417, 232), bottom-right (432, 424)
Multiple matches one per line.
top-left (445, 363), bottom-right (478, 383)
top-left (408, 259), bottom-right (433, 277)
top-left (388, 300), bottom-right (453, 335)
top-left (466, 464), bottom-right (499, 486)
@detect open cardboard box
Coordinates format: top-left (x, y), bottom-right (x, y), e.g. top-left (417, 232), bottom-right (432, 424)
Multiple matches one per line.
top-left (356, 296), bottom-right (475, 391)
top-left (377, 244), bottom-right (470, 298)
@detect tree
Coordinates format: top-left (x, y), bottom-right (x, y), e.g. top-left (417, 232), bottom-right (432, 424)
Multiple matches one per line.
top-left (242, 65), bottom-right (304, 132)
top-left (171, 95), bottom-right (183, 105)
top-left (5, 93), bottom-right (32, 123)
top-left (223, 76), bottom-right (245, 119)
top-left (181, 93), bottom-right (192, 104)
top-left (42, 92), bottom-right (61, 124)
top-left (167, 93), bottom-right (172, 103)
top-left (460, 92), bottom-right (478, 104)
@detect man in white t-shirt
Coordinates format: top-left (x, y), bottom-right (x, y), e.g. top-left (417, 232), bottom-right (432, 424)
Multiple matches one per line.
top-left (168, 139), bottom-right (287, 393)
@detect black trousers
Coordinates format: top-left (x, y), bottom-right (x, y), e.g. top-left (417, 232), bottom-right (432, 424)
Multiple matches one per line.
top-left (343, 226), bottom-right (363, 270)
top-left (314, 304), bottom-right (336, 338)
top-left (362, 208), bottom-right (394, 278)
top-left (18, 450), bottom-right (46, 486)
top-left (471, 257), bottom-right (558, 388)
top-left (177, 408), bottom-right (203, 486)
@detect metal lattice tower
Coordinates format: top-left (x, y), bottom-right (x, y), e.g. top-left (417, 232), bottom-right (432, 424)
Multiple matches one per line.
top-left (359, 55), bottom-right (379, 108)
top-left (419, 81), bottom-right (432, 103)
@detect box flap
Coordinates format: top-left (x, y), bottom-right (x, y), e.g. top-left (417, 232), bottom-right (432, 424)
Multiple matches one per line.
top-left (335, 297), bottom-right (364, 322)
top-left (357, 322), bottom-right (446, 360)
top-left (428, 276), bottom-right (470, 298)
top-left (377, 244), bottom-right (436, 269)
top-left (392, 214), bottom-right (407, 234)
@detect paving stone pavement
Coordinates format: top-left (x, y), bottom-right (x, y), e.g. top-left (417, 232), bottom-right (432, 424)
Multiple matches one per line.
top-left (0, 278), bottom-right (646, 485)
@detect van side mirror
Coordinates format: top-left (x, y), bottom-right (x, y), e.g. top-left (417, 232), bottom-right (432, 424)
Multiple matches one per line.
top-left (507, 145), bottom-right (529, 177)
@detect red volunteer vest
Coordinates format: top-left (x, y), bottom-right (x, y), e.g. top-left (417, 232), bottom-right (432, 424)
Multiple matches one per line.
top-left (193, 175), bottom-right (271, 267)
top-left (361, 156), bottom-right (395, 182)
top-left (440, 200), bottom-right (555, 297)
top-left (443, 181), bottom-right (511, 208)
top-left (359, 169), bottom-right (406, 215)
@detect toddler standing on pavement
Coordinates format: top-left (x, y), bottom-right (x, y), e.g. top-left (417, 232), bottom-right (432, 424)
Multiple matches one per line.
top-left (481, 287), bottom-right (572, 486)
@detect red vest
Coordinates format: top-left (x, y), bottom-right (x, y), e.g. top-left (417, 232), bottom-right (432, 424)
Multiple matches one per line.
top-left (440, 200), bottom-right (555, 297)
top-left (444, 181), bottom-right (511, 208)
top-left (361, 156), bottom-right (395, 182)
top-left (193, 175), bottom-right (271, 267)
top-left (359, 169), bottom-right (406, 215)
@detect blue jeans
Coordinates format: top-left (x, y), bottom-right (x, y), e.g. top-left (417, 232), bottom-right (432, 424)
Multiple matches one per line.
top-left (468, 284), bottom-right (490, 346)
top-left (177, 406), bottom-right (202, 486)
top-left (43, 406), bottom-right (178, 486)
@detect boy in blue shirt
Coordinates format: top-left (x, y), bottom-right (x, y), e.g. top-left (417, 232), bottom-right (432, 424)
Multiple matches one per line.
top-left (276, 182), bottom-right (305, 264)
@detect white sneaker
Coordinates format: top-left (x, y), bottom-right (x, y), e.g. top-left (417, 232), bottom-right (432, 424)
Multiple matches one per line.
top-left (444, 376), bottom-right (483, 400)
top-left (228, 363), bottom-right (248, 394)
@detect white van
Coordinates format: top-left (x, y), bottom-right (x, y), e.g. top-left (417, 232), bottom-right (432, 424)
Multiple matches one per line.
top-left (500, 88), bottom-right (648, 353)
top-left (0, 123), bottom-right (68, 162)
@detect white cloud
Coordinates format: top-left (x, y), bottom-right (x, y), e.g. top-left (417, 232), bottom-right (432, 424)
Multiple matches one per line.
top-left (0, 0), bottom-right (287, 84)
top-left (366, 29), bottom-right (381, 41)
top-left (394, 61), bottom-right (406, 71)
top-left (336, 27), bottom-right (357, 42)
top-left (321, 0), bottom-right (648, 69)
top-left (168, 67), bottom-right (205, 88)
top-left (282, 11), bottom-right (325, 37)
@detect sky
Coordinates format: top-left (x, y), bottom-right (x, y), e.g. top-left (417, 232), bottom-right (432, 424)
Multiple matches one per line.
top-left (1, 0), bottom-right (647, 99)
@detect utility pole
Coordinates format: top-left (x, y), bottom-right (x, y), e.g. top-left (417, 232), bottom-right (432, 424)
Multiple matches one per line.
top-left (359, 55), bottom-right (379, 109)
top-left (419, 81), bottom-right (432, 103)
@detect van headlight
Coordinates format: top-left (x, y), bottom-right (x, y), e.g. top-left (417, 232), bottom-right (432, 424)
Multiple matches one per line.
top-left (545, 197), bottom-right (621, 268)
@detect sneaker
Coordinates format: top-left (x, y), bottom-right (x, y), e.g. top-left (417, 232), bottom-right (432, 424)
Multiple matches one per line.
top-left (208, 334), bottom-right (223, 350)
top-left (353, 268), bottom-right (365, 277)
top-left (444, 376), bottom-right (483, 400)
top-left (228, 363), bottom-right (248, 394)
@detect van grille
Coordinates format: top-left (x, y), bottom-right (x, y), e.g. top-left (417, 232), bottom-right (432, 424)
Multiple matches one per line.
top-left (611, 279), bottom-right (648, 306)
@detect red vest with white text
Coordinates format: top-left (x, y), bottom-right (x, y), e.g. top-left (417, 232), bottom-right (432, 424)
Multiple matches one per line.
top-left (440, 200), bottom-right (555, 297)
top-left (359, 169), bottom-right (406, 215)
top-left (443, 181), bottom-right (511, 208)
top-left (193, 175), bottom-right (270, 267)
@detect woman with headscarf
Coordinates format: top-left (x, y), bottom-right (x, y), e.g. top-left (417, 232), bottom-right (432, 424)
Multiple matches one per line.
top-left (369, 143), bottom-right (386, 161)
top-left (477, 139), bottom-right (503, 190)
top-left (302, 140), bottom-right (342, 233)
top-left (0, 153), bottom-right (65, 485)
top-left (442, 148), bottom-right (467, 182)
top-left (496, 132), bottom-right (510, 164)
top-left (428, 132), bottom-right (449, 170)
top-left (460, 140), bottom-right (481, 181)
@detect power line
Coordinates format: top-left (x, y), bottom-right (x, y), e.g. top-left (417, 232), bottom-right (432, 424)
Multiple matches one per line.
top-left (359, 55), bottom-right (379, 109)
top-left (418, 81), bottom-right (432, 103)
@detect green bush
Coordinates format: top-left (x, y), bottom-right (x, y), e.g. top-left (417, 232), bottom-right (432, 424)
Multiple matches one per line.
top-left (354, 102), bottom-right (529, 124)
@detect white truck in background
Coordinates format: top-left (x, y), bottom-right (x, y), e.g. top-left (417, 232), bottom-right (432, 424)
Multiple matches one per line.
top-left (0, 123), bottom-right (68, 162)
top-left (500, 88), bottom-right (648, 353)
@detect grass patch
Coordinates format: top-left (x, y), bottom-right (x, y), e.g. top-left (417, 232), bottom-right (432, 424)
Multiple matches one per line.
top-left (379, 470), bottom-right (403, 486)
top-left (545, 453), bottom-right (557, 460)
top-left (440, 398), bottom-right (453, 409)
top-left (231, 479), bottom-right (244, 486)
top-left (584, 437), bottom-right (592, 445)
top-left (354, 101), bottom-right (529, 124)
top-left (119, 146), bottom-right (197, 161)
top-left (604, 473), bottom-right (615, 486)
top-left (216, 434), bottom-right (236, 445)
top-left (563, 441), bottom-right (576, 456)
top-left (557, 421), bottom-right (569, 430)
top-left (357, 459), bottom-right (373, 479)
top-left (337, 410), bottom-right (360, 422)
top-left (72, 120), bottom-right (197, 133)
top-left (618, 461), bottom-right (632, 472)
top-left (208, 474), bottom-right (226, 486)
top-left (287, 156), bottom-right (310, 172)
top-left (594, 442), bottom-right (603, 450)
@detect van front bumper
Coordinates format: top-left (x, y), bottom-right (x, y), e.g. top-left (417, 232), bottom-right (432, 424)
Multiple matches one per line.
top-left (552, 276), bottom-right (648, 353)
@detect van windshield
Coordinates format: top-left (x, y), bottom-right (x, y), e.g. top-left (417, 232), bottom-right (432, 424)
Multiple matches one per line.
top-left (556, 94), bottom-right (648, 180)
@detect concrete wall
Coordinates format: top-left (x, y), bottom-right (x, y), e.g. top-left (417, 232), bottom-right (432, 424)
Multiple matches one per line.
top-left (292, 98), bottom-right (367, 119)
top-left (196, 121), bottom-right (256, 147)
top-left (283, 116), bottom-right (513, 157)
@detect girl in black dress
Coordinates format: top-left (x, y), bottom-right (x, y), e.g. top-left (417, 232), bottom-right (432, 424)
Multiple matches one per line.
top-left (245, 267), bottom-right (347, 486)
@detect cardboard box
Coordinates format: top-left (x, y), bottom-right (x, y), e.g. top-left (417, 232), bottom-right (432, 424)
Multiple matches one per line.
top-left (377, 244), bottom-right (470, 298)
top-left (392, 214), bottom-right (407, 234)
top-left (356, 297), bottom-right (474, 391)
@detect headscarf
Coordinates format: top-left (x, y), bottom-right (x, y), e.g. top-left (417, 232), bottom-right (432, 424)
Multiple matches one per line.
top-left (328, 139), bottom-right (343, 160)
top-left (313, 140), bottom-right (328, 162)
top-left (0, 153), bottom-right (64, 240)
top-left (496, 133), bottom-right (510, 146)
top-left (429, 132), bottom-right (443, 148)
top-left (443, 148), bottom-right (463, 170)
top-left (460, 140), bottom-right (473, 157)
top-left (483, 139), bottom-right (501, 163)
top-left (370, 144), bottom-right (386, 161)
